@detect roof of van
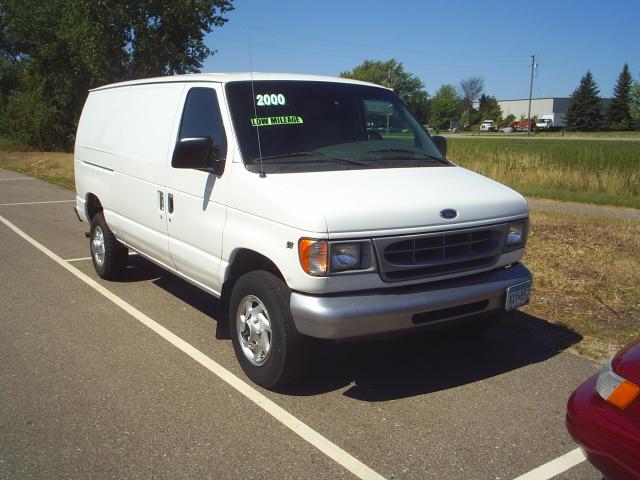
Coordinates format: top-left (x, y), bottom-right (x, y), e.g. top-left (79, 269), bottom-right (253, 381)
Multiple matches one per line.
top-left (90, 72), bottom-right (388, 92)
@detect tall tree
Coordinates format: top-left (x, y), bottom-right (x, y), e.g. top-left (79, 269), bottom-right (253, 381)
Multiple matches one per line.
top-left (566, 71), bottom-right (603, 131)
top-left (605, 63), bottom-right (633, 131)
top-left (0, 0), bottom-right (233, 149)
top-left (630, 79), bottom-right (640, 131)
top-left (459, 77), bottom-right (484, 112)
top-left (430, 84), bottom-right (460, 129)
top-left (340, 59), bottom-right (430, 123)
top-left (477, 94), bottom-right (502, 122)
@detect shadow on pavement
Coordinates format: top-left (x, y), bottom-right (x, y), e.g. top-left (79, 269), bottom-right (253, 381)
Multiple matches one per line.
top-left (122, 255), bottom-right (582, 401)
top-left (282, 311), bottom-right (582, 400)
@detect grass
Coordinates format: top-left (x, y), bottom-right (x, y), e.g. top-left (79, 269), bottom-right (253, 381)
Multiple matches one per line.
top-left (520, 211), bottom-right (640, 359)
top-left (446, 138), bottom-right (640, 208)
top-left (0, 151), bottom-right (74, 189)
top-left (534, 130), bottom-right (640, 139)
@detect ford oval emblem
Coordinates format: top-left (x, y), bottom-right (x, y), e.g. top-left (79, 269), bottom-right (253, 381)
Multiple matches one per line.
top-left (440, 208), bottom-right (457, 219)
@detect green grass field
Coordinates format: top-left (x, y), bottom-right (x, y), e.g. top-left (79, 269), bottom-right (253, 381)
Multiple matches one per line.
top-left (385, 133), bottom-right (640, 208)
top-left (446, 138), bottom-right (640, 208)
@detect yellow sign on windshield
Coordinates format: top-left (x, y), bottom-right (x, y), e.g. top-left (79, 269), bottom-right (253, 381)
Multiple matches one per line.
top-left (250, 115), bottom-right (304, 127)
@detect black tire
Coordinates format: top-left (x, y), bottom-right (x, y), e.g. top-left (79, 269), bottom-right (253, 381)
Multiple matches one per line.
top-left (229, 271), bottom-right (310, 389)
top-left (89, 212), bottom-right (128, 280)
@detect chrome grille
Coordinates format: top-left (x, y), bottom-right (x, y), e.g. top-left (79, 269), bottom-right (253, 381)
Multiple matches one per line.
top-left (374, 224), bottom-right (508, 282)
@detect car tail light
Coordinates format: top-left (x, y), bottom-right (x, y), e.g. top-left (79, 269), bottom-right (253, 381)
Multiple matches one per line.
top-left (596, 358), bottom-right (640, 409)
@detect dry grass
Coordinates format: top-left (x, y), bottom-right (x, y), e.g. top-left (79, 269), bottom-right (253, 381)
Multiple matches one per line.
top-left (0, 151), bottom-right (74, 189)
top-left (521, 211), bottom-right (640, 359)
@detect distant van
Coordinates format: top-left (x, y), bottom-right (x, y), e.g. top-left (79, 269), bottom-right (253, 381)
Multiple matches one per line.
top-left (480, 120), bottom-right (496, 131)
top-left (74, 73), bottom-right (531, 388)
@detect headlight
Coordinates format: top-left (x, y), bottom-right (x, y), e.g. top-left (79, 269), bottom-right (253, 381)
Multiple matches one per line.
top-left (506, 222), bottom-right (525, 246)
top-left (298, 239), bottom-right (371, 276)
top-left (596, 357), bottom-right (640, 409)
top-left (330, 243), bottom-right (361, 271)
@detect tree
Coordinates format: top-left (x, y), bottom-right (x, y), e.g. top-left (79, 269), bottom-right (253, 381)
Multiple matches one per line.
top-left (340, 59), bottom-right (430, 123)
top-left (630, 79), bottom-right (640, 131)
top-left (605, 63), bottom-right (633, 131)
top-left (430, 84), bottom-right (460, 129)
top-left (477, 94), bottom-right (502, 122)
top-left (0, 0), bottom-right (233, 149)
top-left (566, 71), bottom-right (603, 131)
top-left (459, 77), bottom-right (484, 112)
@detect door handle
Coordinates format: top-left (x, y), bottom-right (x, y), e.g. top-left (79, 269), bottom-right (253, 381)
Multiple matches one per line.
top-left (168, 193), bottom-right (174, 214)
top-left (158, 191), bottom-right (164, 211)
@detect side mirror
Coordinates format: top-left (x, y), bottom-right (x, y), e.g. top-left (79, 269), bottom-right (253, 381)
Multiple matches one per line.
top-left (172, 137), bottom-right (225, 175)
top-left (432, 135), bottom-right (447, 157)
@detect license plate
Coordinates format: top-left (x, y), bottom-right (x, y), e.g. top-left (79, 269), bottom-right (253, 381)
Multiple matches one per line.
top-left (506, 282), bottom-right (531, 310)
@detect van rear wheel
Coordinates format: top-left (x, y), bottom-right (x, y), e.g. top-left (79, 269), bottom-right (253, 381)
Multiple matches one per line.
top-left (89, 212), bottom-right (128, 280)
top-left (229, 271), bottom-right (310, 389)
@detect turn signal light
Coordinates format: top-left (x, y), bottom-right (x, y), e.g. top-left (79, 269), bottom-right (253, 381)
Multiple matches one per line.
top-left (298, 239), bottom-right (328, 276)
top-left (596, 358), bottom-right (640, 409)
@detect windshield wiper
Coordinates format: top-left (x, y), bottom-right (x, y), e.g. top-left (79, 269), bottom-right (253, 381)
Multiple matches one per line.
top-left (366, 147), bottom-right (438, 157)
top-left (259, 151), bottom-right (369, 166)
top-left (365, 148), bottom-right (444, 162)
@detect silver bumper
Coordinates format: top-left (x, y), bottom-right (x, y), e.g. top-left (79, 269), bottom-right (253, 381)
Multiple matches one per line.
top-left (290, 263), bottom-right (532, 339)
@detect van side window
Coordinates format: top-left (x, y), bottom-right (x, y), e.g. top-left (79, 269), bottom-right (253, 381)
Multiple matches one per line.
top-left (179, 88), bottom-right (227, 160)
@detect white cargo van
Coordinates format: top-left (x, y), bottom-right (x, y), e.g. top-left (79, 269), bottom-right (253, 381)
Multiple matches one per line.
top-left (74, 73), bottom-right (531, 388)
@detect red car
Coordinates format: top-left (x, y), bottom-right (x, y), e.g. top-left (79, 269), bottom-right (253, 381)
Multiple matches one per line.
top-left (566, 340), bottom-right (640, 479)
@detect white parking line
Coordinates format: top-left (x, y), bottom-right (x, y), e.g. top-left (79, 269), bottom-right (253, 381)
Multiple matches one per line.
top-left (65, 257), bottom-right (92, 262)
top-left (0, 177), bottom-right (35, 181)
top-left (0, 213), bottom-right (386, 480)
top-left (513, 448), bottom-right (586, 480)
top-left (0, 200), bottom-right (75, 206)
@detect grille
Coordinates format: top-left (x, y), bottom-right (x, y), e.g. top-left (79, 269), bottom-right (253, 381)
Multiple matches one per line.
top-left (374, 224), bottom-right (508, 282)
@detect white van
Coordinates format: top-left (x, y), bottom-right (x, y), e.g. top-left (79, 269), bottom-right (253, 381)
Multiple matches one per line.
top-left (74, 73), bottom-right (531, 388)
top-left (480, 120), bottom-right (495, 131)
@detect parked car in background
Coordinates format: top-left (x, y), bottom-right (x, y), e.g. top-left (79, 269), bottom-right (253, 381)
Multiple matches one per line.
top-left (566, 339), bottom-right (640, 480)
top-left (535, 113), bottom-right (566, 131)
top-left (501, 126), bottom-right (515, 133)
top-left (480, 120), bottom-right (496, 131)
top-left (514, 119), bottom-right (535, 132)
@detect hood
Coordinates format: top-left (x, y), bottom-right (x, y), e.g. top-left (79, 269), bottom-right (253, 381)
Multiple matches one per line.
top-left (232, 165), bottom-right (528, 235)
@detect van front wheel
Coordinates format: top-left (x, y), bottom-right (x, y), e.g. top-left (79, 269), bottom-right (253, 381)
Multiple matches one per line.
top-left (229, 271), bottom-right (309, 389)
top-left (89, 212), bottom-right (128, 280)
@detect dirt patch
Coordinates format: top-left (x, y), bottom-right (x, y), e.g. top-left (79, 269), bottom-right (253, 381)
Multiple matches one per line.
top-left (521, 211), bottom-right (640, 360)
top-left (528, 197), bottom-right (640, 221)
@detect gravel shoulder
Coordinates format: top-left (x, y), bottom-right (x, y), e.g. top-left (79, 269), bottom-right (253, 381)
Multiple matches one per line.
top-left (528, 197), bottom-right (640, 221)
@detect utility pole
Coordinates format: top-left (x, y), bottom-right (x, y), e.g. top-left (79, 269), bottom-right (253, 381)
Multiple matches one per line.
top-left (527, 55), bottom-right (536, 136)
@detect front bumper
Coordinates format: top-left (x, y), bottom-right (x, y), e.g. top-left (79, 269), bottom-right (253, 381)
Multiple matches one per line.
top-left (290, 262), bottom-right (531, 339)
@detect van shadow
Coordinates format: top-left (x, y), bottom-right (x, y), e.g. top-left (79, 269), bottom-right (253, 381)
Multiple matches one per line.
top-left (120, 255), bottom-right (582, 401)
top-left (122, 254), bottom-right (222, 320)
top-left (281, 311), bottom-right (582, 401)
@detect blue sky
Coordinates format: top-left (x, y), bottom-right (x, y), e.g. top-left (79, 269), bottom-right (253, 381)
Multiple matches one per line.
top-left (203, 0), bottom-right (640, 100)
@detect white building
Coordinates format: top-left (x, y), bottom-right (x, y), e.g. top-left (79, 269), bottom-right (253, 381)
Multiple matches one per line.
top-left (472, 97), bottom-right (610, 119)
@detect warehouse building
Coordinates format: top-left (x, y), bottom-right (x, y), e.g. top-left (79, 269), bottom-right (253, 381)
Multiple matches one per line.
top-left (473, 97), bottom-right (610, 119)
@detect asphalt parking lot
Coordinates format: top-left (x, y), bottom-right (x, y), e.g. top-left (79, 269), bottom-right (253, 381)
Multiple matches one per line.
top-left (0, 168), bottom-right (602, 479)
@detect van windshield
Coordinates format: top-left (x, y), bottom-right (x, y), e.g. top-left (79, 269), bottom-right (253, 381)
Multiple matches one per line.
top-left (225, 80), bottom-right (447, 174)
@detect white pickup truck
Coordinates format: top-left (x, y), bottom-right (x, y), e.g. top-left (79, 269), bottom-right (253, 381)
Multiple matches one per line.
top-left (74, 73), bottom-right (532, 388)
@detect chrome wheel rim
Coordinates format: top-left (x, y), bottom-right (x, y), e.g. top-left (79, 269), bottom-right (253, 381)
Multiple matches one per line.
top-left (236, 295), bottom-right (272, 366)
top-left (91, 226), bottom-right (106, 267)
